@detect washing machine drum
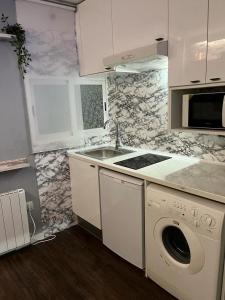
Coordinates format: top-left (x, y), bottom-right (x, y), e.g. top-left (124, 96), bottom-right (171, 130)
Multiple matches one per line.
top-left (162, 226), bottom-right (191, 264)
top-left (154, 218), bottom-right (205, 274)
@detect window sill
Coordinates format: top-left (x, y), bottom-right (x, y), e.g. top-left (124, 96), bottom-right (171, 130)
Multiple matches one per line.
top-left (0, 158), bottom-right (30, 173)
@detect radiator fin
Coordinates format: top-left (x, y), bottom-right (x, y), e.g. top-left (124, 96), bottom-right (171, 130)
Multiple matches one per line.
top-left (0, 201), bottom-right (7, 253)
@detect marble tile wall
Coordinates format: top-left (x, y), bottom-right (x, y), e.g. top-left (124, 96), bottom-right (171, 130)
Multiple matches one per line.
top-left (107, 70), bottom-right (225, 163)
top-left (26, 29), bottom-right (78, 77)
top-left (34, 150), bottom-right (76, 232)
top-left (34, 134), bottom-right (110, 232)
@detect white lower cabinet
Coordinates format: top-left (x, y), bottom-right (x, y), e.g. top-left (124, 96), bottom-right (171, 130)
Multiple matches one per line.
top-left (99, 169), bottom-right (144, 269)
top-left (69, 157), bottom-right (101, 229)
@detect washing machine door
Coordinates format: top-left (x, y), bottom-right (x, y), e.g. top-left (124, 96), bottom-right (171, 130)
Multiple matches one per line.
top-left (154, 218), bottom-right (205, 274)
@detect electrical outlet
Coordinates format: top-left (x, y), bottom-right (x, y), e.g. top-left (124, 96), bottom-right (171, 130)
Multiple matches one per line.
top-left (27, 201), bottom-right (34, 211)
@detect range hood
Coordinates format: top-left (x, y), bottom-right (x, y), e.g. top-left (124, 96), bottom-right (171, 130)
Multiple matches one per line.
top-left (103, 41), bottom-right (168, 73)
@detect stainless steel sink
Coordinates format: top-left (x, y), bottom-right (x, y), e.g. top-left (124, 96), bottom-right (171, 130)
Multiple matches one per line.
top-left (77, 147), bottom-right (134, 160)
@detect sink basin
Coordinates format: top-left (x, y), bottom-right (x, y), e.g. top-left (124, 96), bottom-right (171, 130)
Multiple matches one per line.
top-left (77, 147), bottom-right (134, 160)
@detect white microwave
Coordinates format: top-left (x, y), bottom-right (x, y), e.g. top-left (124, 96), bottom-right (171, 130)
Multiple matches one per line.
top-left (182, 92), bottom-right (225, 129)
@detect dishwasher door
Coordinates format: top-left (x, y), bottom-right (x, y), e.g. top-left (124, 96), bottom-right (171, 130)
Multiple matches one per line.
top-left (99, 169), bottom-right (144, 269)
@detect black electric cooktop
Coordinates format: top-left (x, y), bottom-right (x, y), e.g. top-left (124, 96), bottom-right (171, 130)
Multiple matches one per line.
top-left (114, 153), bottom-right (171, 170)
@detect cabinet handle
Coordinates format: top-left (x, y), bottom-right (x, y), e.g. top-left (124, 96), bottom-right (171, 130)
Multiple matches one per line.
top-left (105, 66), bottom-right (112, 70)
top-left (121, 54), bottom-right (134, 60)
top-left (155, 37), bottom-right (164, 42)
top-left (90, 164), bottom-right (95, 168)
top-left (190, 80), bottom-right (200, 83)
top-left (210, 78), bottom-right (221, 81)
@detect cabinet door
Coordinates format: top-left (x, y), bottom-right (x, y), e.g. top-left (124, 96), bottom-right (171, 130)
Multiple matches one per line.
top-left (69, 158), bottom-right (101, 229)
top-left (76, 0), bottom-right (113, 76)
top-left (111, 0), bottom-right (168, 54)
top-left (207, 0), bottom-right (225, 83)
top-left (169, 0), bottom-right (208, 87)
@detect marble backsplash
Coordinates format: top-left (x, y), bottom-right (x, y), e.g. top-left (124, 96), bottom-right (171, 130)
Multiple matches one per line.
top-left (107, 70), bottom-right (225, 162)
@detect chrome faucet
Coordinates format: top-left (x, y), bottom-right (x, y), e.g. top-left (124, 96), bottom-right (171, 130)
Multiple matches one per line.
top-left (104, 119), bottom-right (122, 150)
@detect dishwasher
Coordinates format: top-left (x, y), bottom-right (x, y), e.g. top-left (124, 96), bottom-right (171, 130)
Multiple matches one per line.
top-left (99, 169), bottom-right (144, 269)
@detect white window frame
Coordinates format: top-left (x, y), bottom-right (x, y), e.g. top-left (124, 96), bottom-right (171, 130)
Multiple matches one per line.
top-left (24, 75), bottom-right (108, 153)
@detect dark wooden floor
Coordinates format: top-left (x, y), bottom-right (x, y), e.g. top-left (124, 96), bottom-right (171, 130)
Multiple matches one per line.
top-left (0, 226), bottom-right (175, 300)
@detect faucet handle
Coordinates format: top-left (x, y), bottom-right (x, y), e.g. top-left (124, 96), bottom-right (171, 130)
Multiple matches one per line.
top-left (104, 119), bottom-right (110, 129)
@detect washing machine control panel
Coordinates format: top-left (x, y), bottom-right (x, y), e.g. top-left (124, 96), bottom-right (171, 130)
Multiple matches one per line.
top-left (171, 201), bottom-right (218, 233)
top-left (148, 190), bottom-right (224, 240)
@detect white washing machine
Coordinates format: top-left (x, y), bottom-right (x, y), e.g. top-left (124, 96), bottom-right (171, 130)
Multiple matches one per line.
top-left (146, 183), bottom-right (225, 300)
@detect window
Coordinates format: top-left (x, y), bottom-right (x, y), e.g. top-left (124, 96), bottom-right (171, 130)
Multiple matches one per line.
top-left (80, 84), bottom-right (104, 130)
top-left (24, 76), bottom-right (108, 152)
top-left (74, 78), bottom-right (108, 138)
top-left (33, 82), bottom-right (71, 135)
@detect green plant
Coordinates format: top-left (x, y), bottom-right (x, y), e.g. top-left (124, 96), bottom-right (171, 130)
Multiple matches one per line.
top-left (1, 13), bottom-right (31, 77)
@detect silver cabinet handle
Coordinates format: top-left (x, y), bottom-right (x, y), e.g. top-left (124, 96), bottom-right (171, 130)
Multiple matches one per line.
top-left (121, 54), bottom-right (134, 60)
top-left (222, 96), bottom-right (225, 128)
top-left (190, 80), bottom-right (200, 83)
top-left (210, 78), bottom-right (221, 81)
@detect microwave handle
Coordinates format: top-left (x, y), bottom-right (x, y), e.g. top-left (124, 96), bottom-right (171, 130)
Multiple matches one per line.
top-left (182, 95), bottom-right (190, 127)
top-left (223, 96), bottom-right (225, 127)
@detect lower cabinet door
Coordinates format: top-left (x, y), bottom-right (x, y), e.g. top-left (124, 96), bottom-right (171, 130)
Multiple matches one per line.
top-left (69, 158), bottom-right (101, 229)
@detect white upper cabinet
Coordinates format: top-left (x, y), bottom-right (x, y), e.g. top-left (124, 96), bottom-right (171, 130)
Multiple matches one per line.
top-left (76, 0), bottom-right (113, 76)
top-left (111, 0), bottom-right (168, 54)
top-left (207, 0), bottom-right (225, 83)
top-left (76, 0), bottom-right (169, 75)
top-left (169, 0), bottom-right (208, 87)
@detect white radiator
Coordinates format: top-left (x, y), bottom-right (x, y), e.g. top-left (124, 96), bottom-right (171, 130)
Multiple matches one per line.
top-left (0, 189), bottom-right (30, 255)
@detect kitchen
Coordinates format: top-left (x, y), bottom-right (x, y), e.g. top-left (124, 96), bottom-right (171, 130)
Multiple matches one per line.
top-left (0, 0), bottom-right (225, 299)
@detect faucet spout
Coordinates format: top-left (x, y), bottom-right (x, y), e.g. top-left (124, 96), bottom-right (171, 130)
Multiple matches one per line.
top-left (115, 122), bottom-right (121, 150)
top-left (104, 118), bottom-right (122, 150)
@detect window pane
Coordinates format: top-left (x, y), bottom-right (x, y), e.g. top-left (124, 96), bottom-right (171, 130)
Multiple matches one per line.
top-left (33, 84), bottom-right (72, 135)
top-left (80, 85), bottom-right (104, 130)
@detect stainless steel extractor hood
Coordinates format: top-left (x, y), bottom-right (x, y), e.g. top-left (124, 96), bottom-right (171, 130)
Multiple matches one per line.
top-left (103, 41), bottom-right (168, 73)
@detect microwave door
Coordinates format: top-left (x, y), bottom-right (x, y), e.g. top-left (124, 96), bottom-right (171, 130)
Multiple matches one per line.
top-left (223, 96), bottom-right (225, 127)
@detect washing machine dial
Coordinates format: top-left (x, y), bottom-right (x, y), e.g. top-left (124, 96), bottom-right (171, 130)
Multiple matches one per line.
top-left (206, 216), bottom-right (212, 226)
top-left (200, 214), bottom-right (216, 228)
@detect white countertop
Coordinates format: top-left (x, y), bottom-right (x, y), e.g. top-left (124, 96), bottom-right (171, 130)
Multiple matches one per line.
top-left (68, 145), bottom-right (225, 205)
